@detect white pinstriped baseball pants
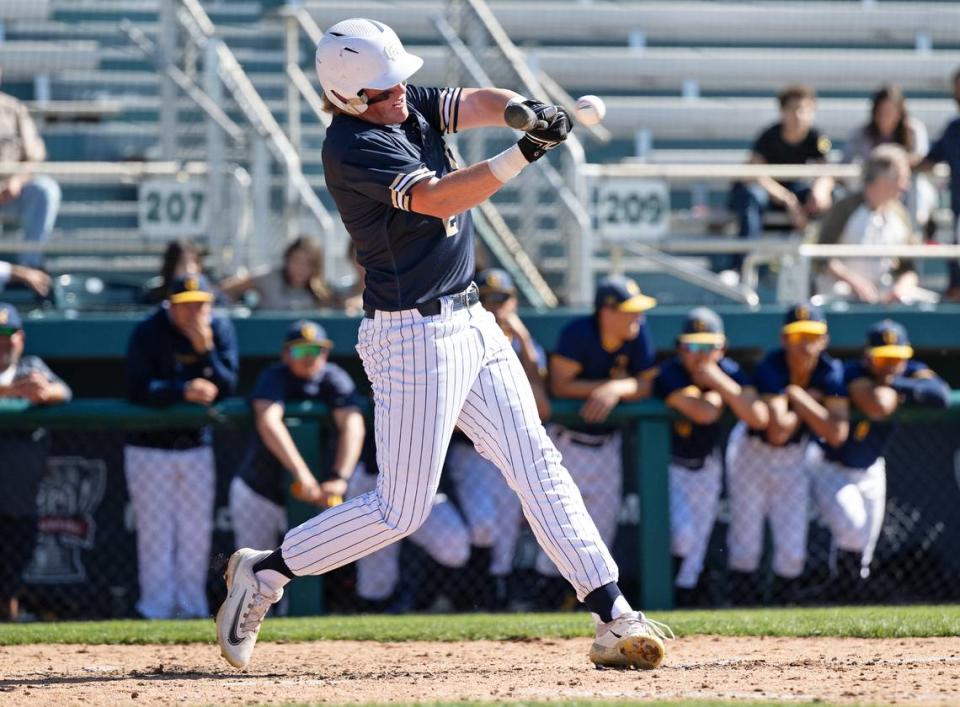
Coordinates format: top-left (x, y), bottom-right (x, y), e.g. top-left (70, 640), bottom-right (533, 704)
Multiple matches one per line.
top-left (280, 300), bottom-right (618, 600)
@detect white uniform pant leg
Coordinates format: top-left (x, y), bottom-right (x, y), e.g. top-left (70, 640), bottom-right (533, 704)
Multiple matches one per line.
top-left (455, 306), bottom-right (618, 601)
top-left (766, 446), bottom-right (810, 579)
top-left (124, 446), bottom-right (177, 619)
top-left (346, 471), bottom-right (398, 602)
top-left (173, 446), bottom-right (215, 617)
top-left (229, 476), bottom-right (287, 552)
top-left (409, 493), bottom-right (471, 568)
top-left (725, 423), bottom-right (768, 573)
top-left (449, 440), bottom-right (524, 575)
top-left (812, 456), bottom-right (887, 563)
top-left (281, 308), bottom-right (484, 577)
top-left (671, 456), bottom-right (722, 589)
top-left (534, 430), bottom-right (622, 578)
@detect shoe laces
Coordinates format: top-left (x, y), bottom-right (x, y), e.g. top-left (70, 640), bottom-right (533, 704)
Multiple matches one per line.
top-left (630, 611), bottom-right (676, 641)
top-left (239, 590), bottom-right (278, 636)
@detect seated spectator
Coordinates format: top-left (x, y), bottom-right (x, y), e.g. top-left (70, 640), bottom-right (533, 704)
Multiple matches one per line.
top-left (808, 320), bottom-right (948, 601)
top-left (843, 85), bottom-right (936, 236)
top-left (0, 261), bottom-right (50, 297)
top-left (220, 236), bottom-right (334, 311)
top-left (728, 85), bottom-right (834, 270)
top-left (815, 145), bottom-right (936, 304)
top-left (125, 275), bottom-right (238, 619)
top-left (230, 320), bottom-right (365, 555)
top-left (0, 302), bottom-right (71, 620)
top-left (142, 239), bottom-right (203, 305)
top-left (0, 69), bottom-right (62, 269)
top-left (918, 67), bottom-right (960, 301)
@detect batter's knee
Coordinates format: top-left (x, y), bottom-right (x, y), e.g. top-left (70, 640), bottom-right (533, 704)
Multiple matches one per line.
top-left (379, 495), bottom-right (434, 541)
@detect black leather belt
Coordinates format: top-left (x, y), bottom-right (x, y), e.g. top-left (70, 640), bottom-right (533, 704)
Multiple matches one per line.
top-left (364, 283), bottom-right (479, 319)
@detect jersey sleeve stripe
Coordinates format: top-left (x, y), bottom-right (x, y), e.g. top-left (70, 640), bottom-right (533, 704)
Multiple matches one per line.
top-left (439, 87), bottom-right (463, 134)
top-left (389, 167), bottom-right (435, 211)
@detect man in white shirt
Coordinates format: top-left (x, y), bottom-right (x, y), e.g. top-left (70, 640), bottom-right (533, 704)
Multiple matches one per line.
top-left (815, 144), bottom-right (935, 304)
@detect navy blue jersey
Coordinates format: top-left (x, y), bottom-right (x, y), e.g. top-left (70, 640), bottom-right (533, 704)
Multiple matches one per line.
top-left (126, 308), bottom-right (238, 449)
top-left (750, 348), bottom-right (845, 445)
top-left (653, 356), bottom-right (747, 468)
top-left (552, 314), bottom-right (656, 433)
top-left (322, 85), bottom-right (474, 311)
top-left (238, 362), bottom-right (363, 505)
top-left (822, 359), bottom-right (939, 469)
top-left (926, 117), bottom-right (960, 217)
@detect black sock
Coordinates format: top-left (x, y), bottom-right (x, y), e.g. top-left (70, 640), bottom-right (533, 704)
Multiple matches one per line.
top-left (253, 548), bottom-right (296, 579)
top-left (583, 582), bottom-right (622, 623)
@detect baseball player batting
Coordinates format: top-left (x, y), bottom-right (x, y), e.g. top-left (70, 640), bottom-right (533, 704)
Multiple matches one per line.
top-left (216, 17), bottom-right (672, 671)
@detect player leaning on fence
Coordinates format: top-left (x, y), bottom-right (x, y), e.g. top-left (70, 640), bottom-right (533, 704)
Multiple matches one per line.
top-left (216, 18), bottom-right (673, 672)
top-left (0, 302), bottom-right (71, 622)
top-left (649, 308), bottom-right (767, 606)
top-left (726, 303), bottom-right (849, 605)
top-left (125, 274), bottom-right (238, 620)
top-left (808, 320), bottom-right (948, 600)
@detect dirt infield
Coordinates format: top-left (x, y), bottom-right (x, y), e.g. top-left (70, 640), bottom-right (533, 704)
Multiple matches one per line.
top-left (0, 636), bottom-right (958, 705)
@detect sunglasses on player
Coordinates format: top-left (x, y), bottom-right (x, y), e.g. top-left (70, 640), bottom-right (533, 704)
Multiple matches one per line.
top-left (869, 355), bottom-right (909, 366)
top-left (0, 326), bottom-right (19, 338)
top-left (365, 82), bottom-right (406, 106)
top-left (680, 341), bottom-right (722, 353)
top-left (289, 344), bottom-right (327, 360)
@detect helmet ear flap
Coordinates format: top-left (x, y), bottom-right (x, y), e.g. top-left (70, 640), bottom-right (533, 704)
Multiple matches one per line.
top-left (327, 88), bottom-right (369, 115)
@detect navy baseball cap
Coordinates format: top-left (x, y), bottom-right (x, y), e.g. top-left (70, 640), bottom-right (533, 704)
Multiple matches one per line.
top-left (0, 302), bottom-right (22, 333)
top-left (678, 307), bottom-right (725, 345)
top-left (782, 302), bottom-right (827, 336)
top-left (477, 268), bottom-right (516, 296)
top-left (285, 320), bottom-right (333, 349)
top-left (866, 319), bottom-right (913, 359)
top-left (167, 274), bottom-right (214, 304)
top-left (594, 276), bottom-right (657, 313)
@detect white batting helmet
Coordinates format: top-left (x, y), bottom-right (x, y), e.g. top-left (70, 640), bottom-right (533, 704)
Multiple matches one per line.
top-left (315, 18), bottom-right (423, 115)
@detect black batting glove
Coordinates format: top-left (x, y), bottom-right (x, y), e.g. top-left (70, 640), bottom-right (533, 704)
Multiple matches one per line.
top-left (527, 104), bottom-right (573, 144)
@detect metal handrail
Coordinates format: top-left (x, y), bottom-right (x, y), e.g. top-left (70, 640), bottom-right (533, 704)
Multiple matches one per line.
top-left (581, 162), bottom-right (950, 181)
top-left (0, 161), bottom-right (208, 180)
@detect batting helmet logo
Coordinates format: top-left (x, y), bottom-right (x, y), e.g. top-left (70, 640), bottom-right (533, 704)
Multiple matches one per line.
top-left (301, 323), bottom-right (318, 341)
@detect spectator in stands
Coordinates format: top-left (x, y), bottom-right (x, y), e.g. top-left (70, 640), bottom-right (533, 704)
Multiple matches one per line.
top-left (0, 261), bottom-right (50, 297)
top-left (815, 145), bottom-right (936, 304)
top-left (0, 302), bottom-right (71, 621)
top-left (142, 239), bottom-right (203, 304)
top-left (220, 236), bottom-right (335, 311)
top-left (446, 269), bottom-right (548, 610)
top-left (918, 67), bottom-right (960, 301)
top-left (229, 320), bottom-right (365, 556)
top-left (125, 274), bottom-right (238, 619)
top-left (843, 85), bottom-right (936, 237)
top-left (728, 85), bottom-right (834, 270)
top-left (808, 320), bottom-right (948, 600)
top-left (0, 69), bottom-right (62, 269)
top-left (649, 308), bottom-right (767, 607)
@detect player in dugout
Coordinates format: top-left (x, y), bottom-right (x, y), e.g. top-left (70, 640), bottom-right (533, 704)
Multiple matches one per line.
top-left (229, 321), bottom-right (365, 557)
top-left (725, 303), bottom-right (849, 605)
top-left (649, 307), bottom-right (767, 606)
top-left (807, 320), bottom-right (948, 600)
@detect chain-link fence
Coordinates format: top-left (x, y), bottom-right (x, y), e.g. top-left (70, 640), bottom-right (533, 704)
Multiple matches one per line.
top-left (0, 397), bottom-right (957, 621)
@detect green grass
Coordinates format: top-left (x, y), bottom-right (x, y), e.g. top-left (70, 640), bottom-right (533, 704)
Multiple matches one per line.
top-left (0, 605), bottom-right (956, 646)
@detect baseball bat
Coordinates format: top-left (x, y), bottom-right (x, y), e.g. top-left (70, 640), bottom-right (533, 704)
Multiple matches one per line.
top-left (504, 102), bottom-right (548, 132)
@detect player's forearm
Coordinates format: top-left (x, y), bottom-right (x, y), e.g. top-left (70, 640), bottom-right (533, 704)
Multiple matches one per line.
top-left (668, 392), bottom-right (723, 425)
top-left (849, 379), bottom-right (899, 419)
top-left (257, 415), bottom-right (312, 479)
top-left (331, 411), bottom-right (365, 479)
top-left (551, 376), bottom-right (636, 400)
top-left (410, 163), bottom-right (506, 220)
top-left (765, 395), bottom-right (801, 445)
top-left (787, 388), bottom-right (848, 447)
top-left (456, 88), bottom-right (522, 131)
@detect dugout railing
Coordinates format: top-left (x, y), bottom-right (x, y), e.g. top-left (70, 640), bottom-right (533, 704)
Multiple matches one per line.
top-left (1, 392), bottom-right (958, 618)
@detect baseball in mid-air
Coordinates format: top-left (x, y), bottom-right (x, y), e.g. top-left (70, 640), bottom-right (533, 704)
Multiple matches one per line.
top-left (574, 95), bottom-right (606, 126)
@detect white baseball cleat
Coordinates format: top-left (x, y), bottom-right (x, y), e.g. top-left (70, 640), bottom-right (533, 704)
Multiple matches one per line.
top-left (589, 611), bottom-right (674, 670)
top-left (215, 548), bottom-right (282, 669)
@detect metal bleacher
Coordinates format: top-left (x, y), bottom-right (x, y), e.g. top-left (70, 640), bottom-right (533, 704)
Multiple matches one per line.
top-left (2, 0), bottom-right (959, 304)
